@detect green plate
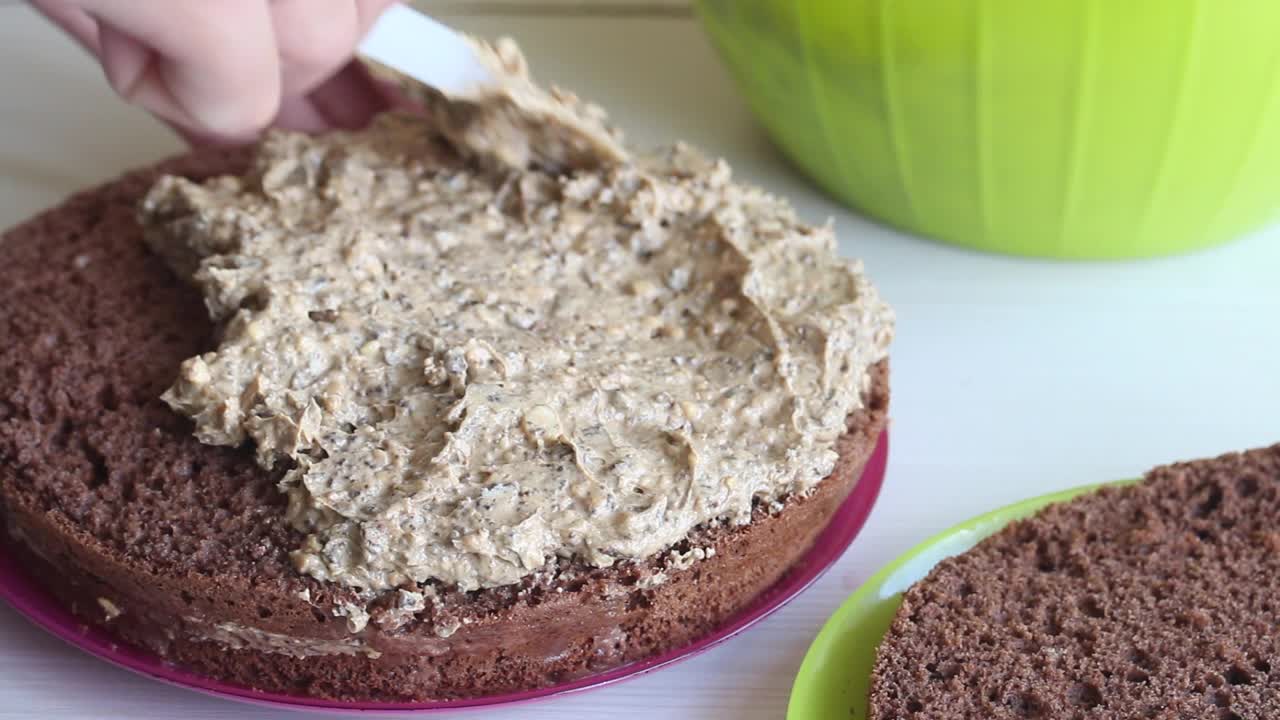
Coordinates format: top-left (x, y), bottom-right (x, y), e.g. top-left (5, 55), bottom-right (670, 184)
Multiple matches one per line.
top-left (788, 481), bottom-right (1137, 720)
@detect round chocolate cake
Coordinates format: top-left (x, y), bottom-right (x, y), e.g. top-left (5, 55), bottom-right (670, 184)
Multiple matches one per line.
top-left (0, 137), bottom-right (890, 700)
top-left (870, 445), bottom-right (1280, 719)
top-left (1, 35), bottom-right (895, 701)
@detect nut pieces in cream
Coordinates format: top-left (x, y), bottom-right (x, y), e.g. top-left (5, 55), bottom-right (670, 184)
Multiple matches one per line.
top-left (378, 35), bottom-right (629, 173)
top-left (140, 40), bottom-right (893, 593)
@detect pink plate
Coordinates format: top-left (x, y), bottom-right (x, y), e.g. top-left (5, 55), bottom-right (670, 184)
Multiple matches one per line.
top-left (0, 430), bottom-right (887, 714)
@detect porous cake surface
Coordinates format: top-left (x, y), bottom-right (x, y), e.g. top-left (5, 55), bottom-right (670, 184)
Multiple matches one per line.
top-left (870, 445), bottom-right (1280, 719)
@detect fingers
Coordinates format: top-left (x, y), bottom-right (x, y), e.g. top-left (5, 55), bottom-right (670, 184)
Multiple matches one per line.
top-left (308, 61), bottom-right (393, 130)
top-left (29, 0), bottom-right (101, 55)
top-left (66, 0), bottom-right (283, 140)
top-left (274, 95), bottom-right (333, 134)
top-left (273, 61), bottom-right (394, 135)
top-left (269, 0), bottom-right (360, 97)
top-left (268, 0), bottom-right (401, 133)
top-left (269, 0), bottom-right (400, 97)
top-left (353, 0), bottom-right (401, 31)
top-left (34, 0), bottom-right (403, 142)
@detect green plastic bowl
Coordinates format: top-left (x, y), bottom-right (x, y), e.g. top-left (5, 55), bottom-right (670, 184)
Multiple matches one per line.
top-left (696, 0), bottom-right (1280, 259)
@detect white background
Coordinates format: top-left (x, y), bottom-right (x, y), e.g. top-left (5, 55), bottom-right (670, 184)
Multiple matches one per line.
top-left (1, 2), bottom-right (1277, 718)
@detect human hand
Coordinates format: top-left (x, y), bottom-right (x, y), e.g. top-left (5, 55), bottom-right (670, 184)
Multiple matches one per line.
top-left (31, 0), bottom-right (401, 145)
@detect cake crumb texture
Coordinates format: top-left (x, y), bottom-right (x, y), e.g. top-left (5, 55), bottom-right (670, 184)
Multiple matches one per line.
top-left (870, 444), bottom-right (1280, 719)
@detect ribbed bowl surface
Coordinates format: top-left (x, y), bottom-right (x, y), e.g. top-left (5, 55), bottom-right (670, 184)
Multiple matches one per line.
top-left (698, 0), bottom-right (1280, 259)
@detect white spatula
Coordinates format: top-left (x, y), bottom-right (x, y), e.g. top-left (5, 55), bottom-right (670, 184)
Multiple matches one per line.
top-left (357, 4), bottom-right (496, 97)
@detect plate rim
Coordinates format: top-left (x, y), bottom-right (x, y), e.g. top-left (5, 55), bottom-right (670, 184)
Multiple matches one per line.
top-left (786, 478), bottom-right (1136, 720)
top-left (0, 430), bottom-right (888, 714)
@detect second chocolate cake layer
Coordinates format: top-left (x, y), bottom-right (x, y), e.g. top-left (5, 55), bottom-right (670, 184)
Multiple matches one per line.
top-left (870, 445), bottom-right (1280, 719)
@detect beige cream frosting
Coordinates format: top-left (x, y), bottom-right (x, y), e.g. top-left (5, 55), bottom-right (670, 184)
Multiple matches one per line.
top-left (139, 41), bottom-right (892, 593)
top-left (371, 36), bottom-right (628, 173)
top-left (191, 619), bottom-right (380, 659)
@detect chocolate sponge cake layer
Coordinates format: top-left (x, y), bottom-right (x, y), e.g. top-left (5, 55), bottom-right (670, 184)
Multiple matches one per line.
top-left (0, 150), bottom-right (888, 701)
top-left (870, 445), bottom-right (1280, 719)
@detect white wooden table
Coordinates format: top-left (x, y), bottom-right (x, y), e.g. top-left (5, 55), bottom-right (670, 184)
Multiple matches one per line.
top-left (1, 2), bottom-right (1278, 718)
